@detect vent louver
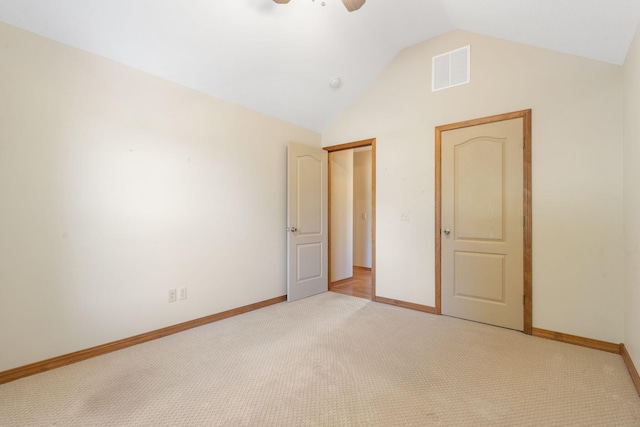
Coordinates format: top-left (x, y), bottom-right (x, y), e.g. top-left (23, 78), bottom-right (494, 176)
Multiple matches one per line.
top-left (432, 45), bottom-right (470, 92)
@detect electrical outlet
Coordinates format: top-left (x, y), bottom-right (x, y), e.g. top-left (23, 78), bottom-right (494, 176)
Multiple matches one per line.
top-left (179, 287), bottom-right (187, 301)
top-left (168, 289), bottom-right (177, 303)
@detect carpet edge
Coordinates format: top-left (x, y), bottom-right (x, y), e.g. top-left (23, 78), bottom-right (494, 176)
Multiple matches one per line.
top-left (0, 295), bottom-right (286, 385)
top-left (531, 327), bottom-right (620, 353)
top-left (621, 343), bottom-right (640, 397)
top-left (375, 296), bottom-right (437, 314)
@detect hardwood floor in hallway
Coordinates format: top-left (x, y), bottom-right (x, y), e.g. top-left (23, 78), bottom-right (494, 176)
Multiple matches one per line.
top-left (330, 267), bottom-right (372, 300)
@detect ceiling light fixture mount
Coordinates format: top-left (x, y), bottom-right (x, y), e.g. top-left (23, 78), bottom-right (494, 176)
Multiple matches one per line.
top-left (273, 0), bottom-right (366, 12)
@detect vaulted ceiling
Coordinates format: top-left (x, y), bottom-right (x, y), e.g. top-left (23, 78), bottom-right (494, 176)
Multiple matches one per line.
top-left (1, 0), bottom-right (639, 131)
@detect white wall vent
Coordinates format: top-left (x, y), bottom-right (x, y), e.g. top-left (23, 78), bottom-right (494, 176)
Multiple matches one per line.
top-left (432, 45), bottom-right (470, 92)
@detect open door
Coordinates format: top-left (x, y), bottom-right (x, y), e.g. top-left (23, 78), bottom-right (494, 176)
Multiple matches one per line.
top-left (287, 142), bottom-right (328, 302)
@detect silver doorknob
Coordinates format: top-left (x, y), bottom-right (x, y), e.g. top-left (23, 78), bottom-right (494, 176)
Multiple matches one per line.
top-left (443, 229), bottom-right (450, 235)
top-left (290, 227), bottom-right (297, 232)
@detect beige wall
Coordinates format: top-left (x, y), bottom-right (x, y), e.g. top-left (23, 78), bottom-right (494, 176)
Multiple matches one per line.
top-left (624, 24), bottom-right (640, 371)
top-left (323, 30), bottom-right (625, 343)
top-left (0, 22), bottom-right (320, 372)
top-left (329, 150), bottom-right (353, 282)
top-left (1, 20), bottom-right (632, 373)
top-left (353, 149), bottom-right (372, 268)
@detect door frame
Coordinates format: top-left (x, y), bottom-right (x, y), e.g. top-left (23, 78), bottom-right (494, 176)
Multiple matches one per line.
top-left (324, 138), bottom-right (376, 300)
top-left (435, 110), bottom-right (532, 334)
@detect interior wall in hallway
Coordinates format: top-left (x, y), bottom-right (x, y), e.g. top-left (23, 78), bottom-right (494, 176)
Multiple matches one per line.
top-left (329, 149), bottom-right (354, 282)
top-left (353, 149), bottom-right (372, 268)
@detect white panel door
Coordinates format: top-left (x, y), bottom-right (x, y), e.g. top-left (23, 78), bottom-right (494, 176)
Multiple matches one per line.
top-left (287, 142), bottom-right (328, 302)
top-left (441, 118), bottom-right (524, 330)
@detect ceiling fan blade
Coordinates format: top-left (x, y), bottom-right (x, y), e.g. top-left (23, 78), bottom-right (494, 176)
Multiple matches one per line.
top-left (341, 0), bottom-right (365, 12)
top-left (273, 0), bottom-right (291, 4)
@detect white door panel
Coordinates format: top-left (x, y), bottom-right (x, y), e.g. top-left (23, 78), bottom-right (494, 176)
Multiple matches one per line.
top-left (287, 142), bottom-right (328, 302)
top-left (441, 118), bottom-right (524, 330)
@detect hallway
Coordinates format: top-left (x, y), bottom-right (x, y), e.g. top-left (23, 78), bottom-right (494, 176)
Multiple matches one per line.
top-left (330, 267), bottom-right (372, 300)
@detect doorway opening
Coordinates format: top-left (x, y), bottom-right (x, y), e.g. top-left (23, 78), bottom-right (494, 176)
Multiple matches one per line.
top-left (324, 139), bottom-right (376, 300)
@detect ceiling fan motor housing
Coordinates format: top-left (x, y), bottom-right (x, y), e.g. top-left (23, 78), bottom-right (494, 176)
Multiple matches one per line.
top-left (272, 0), bottom-right (366, 12)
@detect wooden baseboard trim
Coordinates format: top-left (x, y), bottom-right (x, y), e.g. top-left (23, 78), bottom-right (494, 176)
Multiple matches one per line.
top-left (375, 296), bottom-right (437, 314)
top-left (353, 266), bottom-right (372, 271)
top-left (0, 295), bottom-right (286, 385)
top-left (330, 277), bottom-right (354, 288)
top-left (531, 328), bottom-right (620, 354)
top-left (620, 344), bottom-right (640, 396)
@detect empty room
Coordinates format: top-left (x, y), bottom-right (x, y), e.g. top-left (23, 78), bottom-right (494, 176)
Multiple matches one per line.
top-left (1, 0), bottom-right (640, 425)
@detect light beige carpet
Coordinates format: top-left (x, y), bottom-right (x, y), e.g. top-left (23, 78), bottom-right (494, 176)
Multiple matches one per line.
top-left (1, 292), bottom-right (639, 426)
